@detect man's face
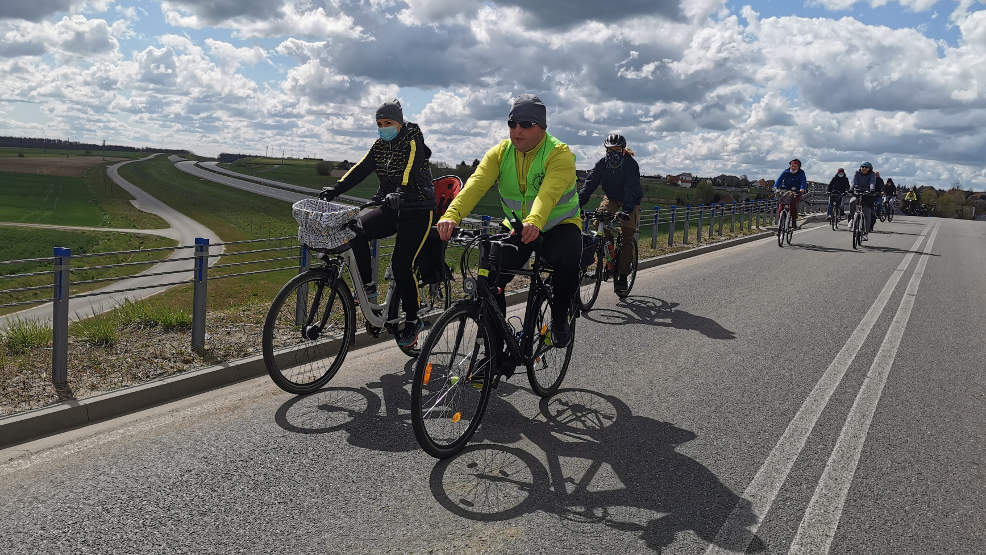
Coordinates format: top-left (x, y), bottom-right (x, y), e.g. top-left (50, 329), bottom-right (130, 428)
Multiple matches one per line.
top-left (790, 161), bottom-right (801, 172)
top-left (860, 166), bottom-right (871, 174)
top-left (509, 120), bottom-right (546, 153)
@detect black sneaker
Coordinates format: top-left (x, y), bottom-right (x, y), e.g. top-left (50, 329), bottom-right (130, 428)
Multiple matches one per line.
top-left (550, 316), bottom-right (571, 348)
top-left (396, 319), bottom-right (424, 347)
top-left (614, 275), bottom-right (628, 292)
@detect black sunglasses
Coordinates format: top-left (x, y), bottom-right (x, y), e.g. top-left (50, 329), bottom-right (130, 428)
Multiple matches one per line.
top-left (507, 120), bottom-right (536, 129)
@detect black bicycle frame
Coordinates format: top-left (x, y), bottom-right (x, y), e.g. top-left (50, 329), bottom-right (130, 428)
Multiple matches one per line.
top-left (473, 238), bottom-right (550, 379)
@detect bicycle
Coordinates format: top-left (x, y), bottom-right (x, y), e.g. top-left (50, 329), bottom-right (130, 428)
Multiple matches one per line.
top-left (883, 195), bottom-right (895, 223)
top-left (410, 217), bottom-right (578, 458)
top-left (262, 199), bottom-right (452, 395)
top-left (775, 189), bottom-right (798, 247)
top-left (827, 193), bottom-right (845, 231)
top-left (577, 210), bottom-right (639, 311)
top-left (849, 190), bottom-right (873, 250)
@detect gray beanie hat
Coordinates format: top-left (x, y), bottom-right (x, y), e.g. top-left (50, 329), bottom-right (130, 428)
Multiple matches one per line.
top-left (508, 94), bottom-right (547, 129)
top-left (375, 99), bottom-right (404, 123)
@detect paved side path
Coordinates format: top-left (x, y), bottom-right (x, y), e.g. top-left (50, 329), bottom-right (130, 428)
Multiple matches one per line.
top-left (1, 154), bottom-right (222, 328)
top-left (0, 222), bottom-right (177, 240)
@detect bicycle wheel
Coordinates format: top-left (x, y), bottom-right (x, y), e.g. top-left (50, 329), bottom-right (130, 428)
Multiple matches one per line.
top-left (617, 239), bottom-right (638, 298)
top-left (397, 279), bottom-right (453, 358)
top-left (576, 243), bottom-right (603, 313)
top-left (887, 205), bottom-right (894, 222)
top-left (263, 270), bottom-right (356, 394)
top-left (777, 210), bottom-right (786, 247)
top-left (527, 296), bottom-right (575, 397)
top-left (785, 221), bottom-right (794, 244)
top-left (411, 301), bottom-right (494, 459)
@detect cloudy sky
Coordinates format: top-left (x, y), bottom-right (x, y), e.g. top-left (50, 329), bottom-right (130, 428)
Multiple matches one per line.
top-left (2, 0), bottom-right (985, 189)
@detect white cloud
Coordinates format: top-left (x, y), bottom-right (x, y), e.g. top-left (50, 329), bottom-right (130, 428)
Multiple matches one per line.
top-left (807, 0), bottom-right (939, 11)
top-left (205, 39), bottom-right (269, 71)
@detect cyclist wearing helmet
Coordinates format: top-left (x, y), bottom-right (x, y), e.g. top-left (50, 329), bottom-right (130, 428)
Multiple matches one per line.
top-left (437, 94), bottom-right (580, 348)
top-left (849, 162), bottom-right (878, 241)
top-left (827, 168), bottom-right (850, 221)
top-left (774, 158), bottom-right (807, 229)
top-left (577, 133), bottom-right (642, 294)
top-left (319, 99), bottom-right (436, 347)
top-left (883, 177), bottom-right (897, 216)
top-left (904, 187), bottom-right (918, 213)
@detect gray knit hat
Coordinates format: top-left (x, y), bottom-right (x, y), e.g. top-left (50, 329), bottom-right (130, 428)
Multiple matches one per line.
top-left (508, 94), bottom-right (547, 129)
top-left (375, 99), bottom-right (403, 123)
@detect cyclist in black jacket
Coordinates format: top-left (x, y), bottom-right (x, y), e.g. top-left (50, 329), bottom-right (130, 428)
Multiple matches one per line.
top-left (827, 168), bottom-right (850, 220)
top-left (578, 133), bottom-right (642, 294)
top-left (319, 99), bottom-right (435, 347)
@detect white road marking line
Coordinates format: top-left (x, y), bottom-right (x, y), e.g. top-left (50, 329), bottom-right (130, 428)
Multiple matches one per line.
top-left (705, 223), bottom-right (931, 554)
top-left (788, 223), bottom-right (941, 554)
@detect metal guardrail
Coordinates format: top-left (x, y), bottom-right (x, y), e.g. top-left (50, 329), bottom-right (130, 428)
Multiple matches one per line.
top-left (1, 190), bottom-right (823, 401)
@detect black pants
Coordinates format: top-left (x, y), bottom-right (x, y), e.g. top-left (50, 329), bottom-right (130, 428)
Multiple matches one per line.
top-left (495, 222), bottom-right (581, 323)
top-left (352, 207), bottom-right (434, 321)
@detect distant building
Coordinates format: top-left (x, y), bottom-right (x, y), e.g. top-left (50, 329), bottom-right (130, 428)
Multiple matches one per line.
top-left (668, 173), bottom-right (695, 188)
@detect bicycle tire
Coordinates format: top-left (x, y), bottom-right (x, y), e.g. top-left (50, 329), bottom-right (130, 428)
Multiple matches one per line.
top-left (785, 222), bottom-right (794, 244)
top-left (616, 239), bottom-right (638, 298)
top-left (397, 279), bottom-right (453, 358)
top-left (887, 206), bottom-right (893, 223)
top-left (777, 210), bottom-right (786, 247)
top-left (263, 270), bottom-right (356, 394)
top-left (411, 301), bottom-right (494, 459)
top-left (576, 243), bottom-right (603, 313)
top-left (527, 296), bottom-right (575, 397)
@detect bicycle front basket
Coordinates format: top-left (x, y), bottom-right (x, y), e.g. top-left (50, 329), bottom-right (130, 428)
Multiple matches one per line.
top-left (293, 198), bottom-right (359, 250)
top-left (776, 190), bottom-right (797, 205)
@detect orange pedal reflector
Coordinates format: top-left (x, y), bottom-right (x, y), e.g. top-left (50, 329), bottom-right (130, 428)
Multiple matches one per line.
top-left (423, 362), bottom-right (432, 385)
top-left (452, 412), bottom-right (461, 423)
top-left (540, 325), bottom-right (548, 335)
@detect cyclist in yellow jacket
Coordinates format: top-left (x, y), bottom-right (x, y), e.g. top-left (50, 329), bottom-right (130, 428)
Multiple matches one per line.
top-left (437, 94), bottom-right (580, 347)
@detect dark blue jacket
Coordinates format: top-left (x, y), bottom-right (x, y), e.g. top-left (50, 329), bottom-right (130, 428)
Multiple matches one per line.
top-left (578, 154), bottom-right (642, 208)
top-left (852, 170), bottom-right (877, 193)
top-left (775, 168), bottom-right (807, 191)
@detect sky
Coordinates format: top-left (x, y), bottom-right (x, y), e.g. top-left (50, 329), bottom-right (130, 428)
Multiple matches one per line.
top-left (1, 1), bottom-right (985, 189)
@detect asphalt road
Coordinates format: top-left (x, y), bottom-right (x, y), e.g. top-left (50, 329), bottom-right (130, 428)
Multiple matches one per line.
top-left (1, 215), bottom-right (982, 554)
top-left (1, 155), bottom-right (222, 327)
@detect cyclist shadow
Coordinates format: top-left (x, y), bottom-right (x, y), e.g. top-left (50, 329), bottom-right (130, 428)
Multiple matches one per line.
top-left (785, 243), bottom-right (855, 253)
top-left (586, 296), bottom-right (736, 340)
top-left (430, 388), bottom-right (765, 552)
top-left (865, 245), bottom-right (941, 256)
top-left (272, 358), bottom-right (421, 453)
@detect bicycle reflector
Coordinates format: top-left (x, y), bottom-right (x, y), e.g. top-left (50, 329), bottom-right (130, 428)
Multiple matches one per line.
top-left (423, 362), bottom-right (432, 385)
top-left (452, 412), bottom-right (462, 423)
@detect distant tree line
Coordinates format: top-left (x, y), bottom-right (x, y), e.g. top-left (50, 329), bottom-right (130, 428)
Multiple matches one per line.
top-left (0, 136), bottom-right (183, 154)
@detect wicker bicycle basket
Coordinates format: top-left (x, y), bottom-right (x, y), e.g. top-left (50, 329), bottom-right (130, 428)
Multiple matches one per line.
top-left (776, 189), bottom-right (798, 206)
top-left (293, 199), bottom-right (360, 250)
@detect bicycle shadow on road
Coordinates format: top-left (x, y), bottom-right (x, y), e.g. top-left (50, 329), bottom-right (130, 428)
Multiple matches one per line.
top-left (429, 388), bottom-right (766, 552)
top-left (784, 243), bottom-right (856, 254)
top-left (585, 296), bottom-right (736, 340)
top-left (272, 358), bottom-right (422, 453)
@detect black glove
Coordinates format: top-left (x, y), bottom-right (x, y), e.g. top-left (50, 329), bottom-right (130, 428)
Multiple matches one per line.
top-left (384, 192), bottom-right (402, 210)
top-left (617, 210), bottom-right (630, 221)
top-left (318, 187), bottom-right (337, 202)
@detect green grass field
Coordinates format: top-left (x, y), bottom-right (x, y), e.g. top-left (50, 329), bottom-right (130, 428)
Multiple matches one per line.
top-left (0, 227), bottom-right (177, 315)
top-left (0, 165), bottom-right (167, 230)
top-left (0, 147), bottom-right (148, 159)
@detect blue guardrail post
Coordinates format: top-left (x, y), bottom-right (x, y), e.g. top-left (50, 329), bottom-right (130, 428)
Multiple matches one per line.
top-left (668, 206), bottom-right (677, 247)
top-left (192, 237), bottom-right (209, 353)
top-left (696, 204), bottom-right (704, 244)
top-left (683, 205), bottom-right (691, 244)
top-left (52, 246), bottom-right (73, 400)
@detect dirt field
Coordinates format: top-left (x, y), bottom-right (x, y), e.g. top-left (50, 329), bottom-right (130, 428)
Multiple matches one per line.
top-left (0, 156), bottom-right (128, 176)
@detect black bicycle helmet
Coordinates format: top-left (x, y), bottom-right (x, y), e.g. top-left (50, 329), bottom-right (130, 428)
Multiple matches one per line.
top-left (604, 133), bottom-right (626, 148)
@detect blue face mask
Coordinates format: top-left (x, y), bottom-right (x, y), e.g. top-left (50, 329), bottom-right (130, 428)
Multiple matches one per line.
top-left (378, 126), bottom-right (399, 141)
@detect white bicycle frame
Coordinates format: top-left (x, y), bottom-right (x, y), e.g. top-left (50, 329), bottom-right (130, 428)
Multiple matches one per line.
top-left (333, 247), bottom-right (442, 329)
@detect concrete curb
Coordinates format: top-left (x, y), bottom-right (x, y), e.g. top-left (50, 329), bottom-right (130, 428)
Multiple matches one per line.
top-left (0, 216), bottom-right (817, 448)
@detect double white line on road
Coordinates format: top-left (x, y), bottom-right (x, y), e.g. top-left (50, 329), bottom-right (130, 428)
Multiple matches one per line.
top-left (707, 221), bottom-right (940, 554)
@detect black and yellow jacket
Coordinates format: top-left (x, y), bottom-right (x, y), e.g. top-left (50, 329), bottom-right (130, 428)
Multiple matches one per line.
top-left (331, 122), bottom-right (435, 211)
